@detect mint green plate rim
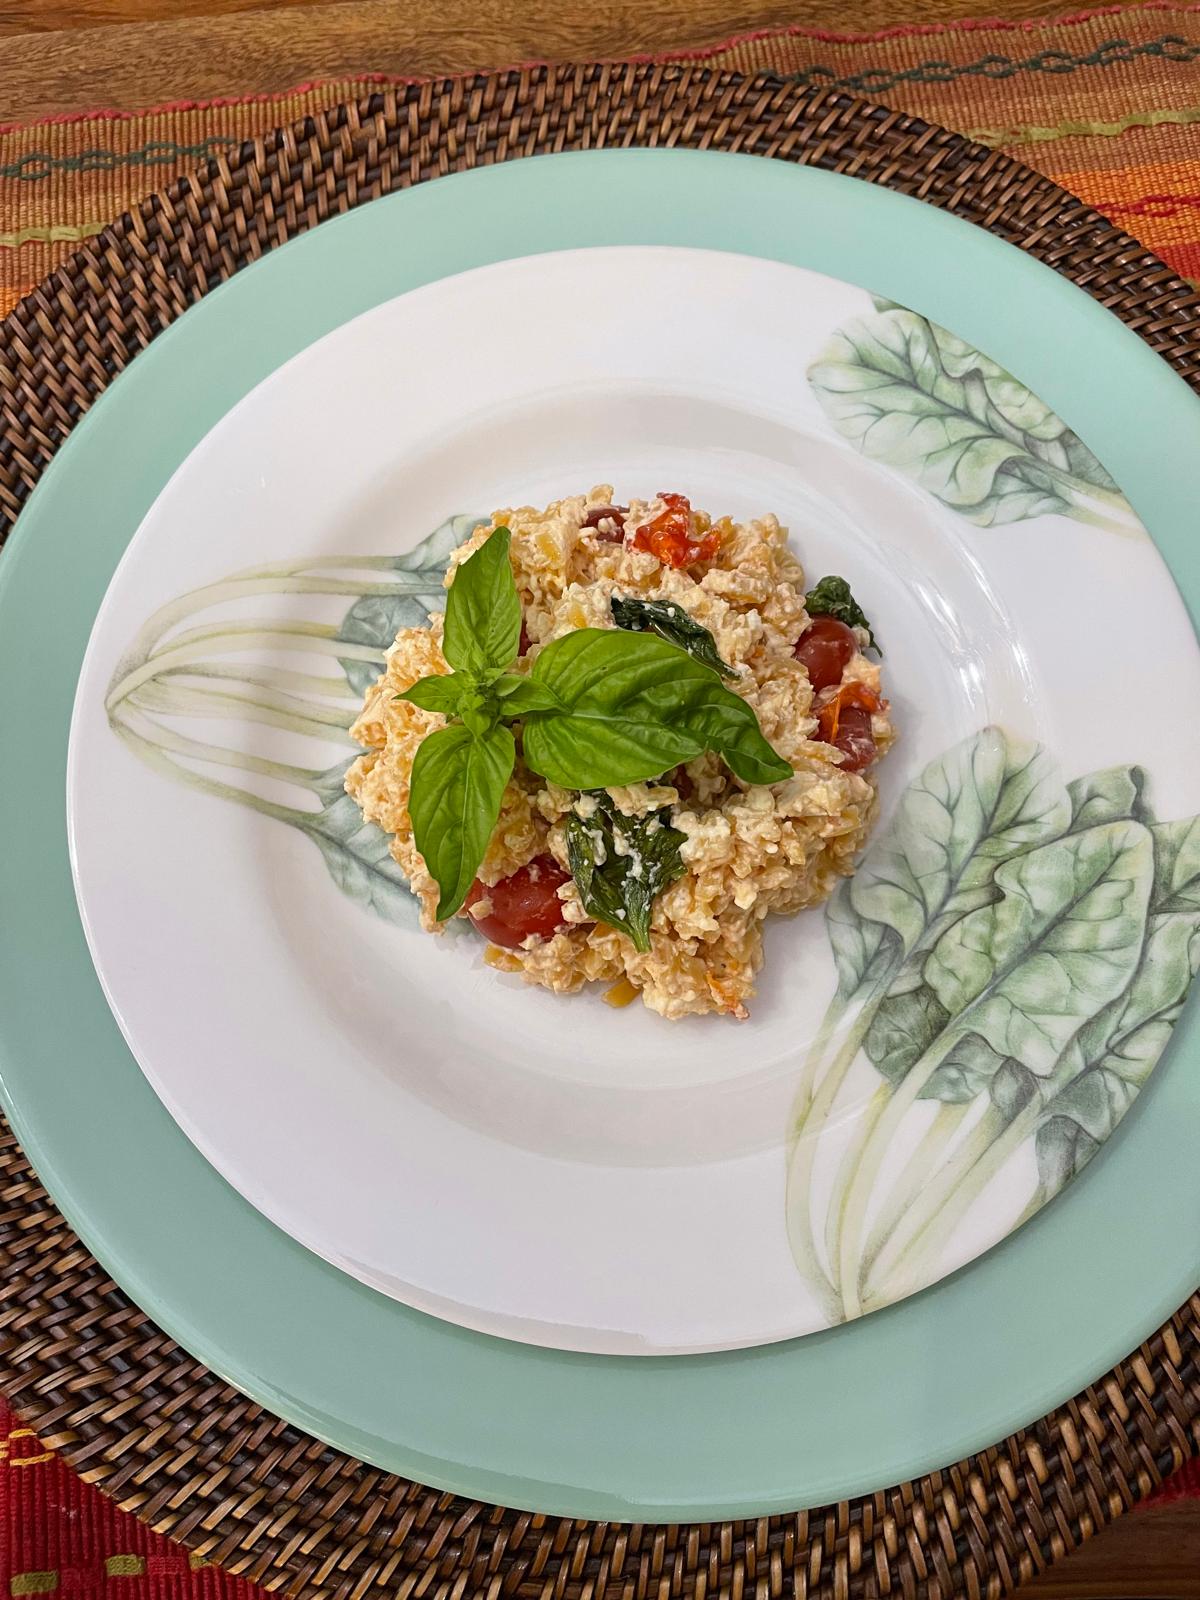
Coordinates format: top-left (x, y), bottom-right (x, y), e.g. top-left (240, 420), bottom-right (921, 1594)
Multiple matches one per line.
top-left (0, 149), bottom-right (1198, 1523)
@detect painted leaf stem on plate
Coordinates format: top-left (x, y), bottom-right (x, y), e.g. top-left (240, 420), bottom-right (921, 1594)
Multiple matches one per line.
top-left (104, 516), bottom-right (481, 927)
top-left (786, 727), bottom-right (1200, 1324)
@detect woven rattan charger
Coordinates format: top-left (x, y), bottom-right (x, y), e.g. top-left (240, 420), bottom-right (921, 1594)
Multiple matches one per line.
top-left (2, 62), bottom-right (1200, 1600)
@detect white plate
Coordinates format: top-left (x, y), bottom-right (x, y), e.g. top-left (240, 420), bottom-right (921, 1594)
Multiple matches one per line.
top-left (68, 247), bottom-right (1200, 1353)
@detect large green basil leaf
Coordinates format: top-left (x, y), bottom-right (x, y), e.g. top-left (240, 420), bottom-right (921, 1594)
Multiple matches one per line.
top-left (441, 527), bottom-right (521, 674)
top-left (827, 726), bottom-right (1070, 999)
top-left (523, 628), bottom-right (790, 789)
top-left (923, 817), bottom-right (1155, 1073)
top-left (408, 721), bottom-right (516, 920)
top-left (808, 306), bottom-right (1134, 530)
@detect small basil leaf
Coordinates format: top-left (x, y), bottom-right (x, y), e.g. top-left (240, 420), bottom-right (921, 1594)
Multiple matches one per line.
top-left (525, 629), bottom-right (791, 789)
top-left (566, 796), bottom-right (686, 952)
top-left (492, 675), bottom-right (565, 715)
top-left (442, 527), bottom-right (522, 673)
top-left (408, 722), bottom-right (516, 920)
top-left (610, 596), bottom-right (737, 679)
top-left (398, 673), bottom-right (467, 716)
top-left (805, 575), bottom-right (879, 654)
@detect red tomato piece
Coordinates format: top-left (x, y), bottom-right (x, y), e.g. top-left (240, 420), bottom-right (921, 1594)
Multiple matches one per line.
top-left (794, 615), bottom-right (857, 691)
top-left (830, 705), bottom-right (877, 773)
top-left (466, 855), bottom-right (571, 947)
top-left (583, 504), bottom-right (628, 543)
top-left (518, 620), bottom-right (531, 656)
top-left (631, 493), bottom-right (720, 569)
top-left (817, 682), bottom-right (881, 773)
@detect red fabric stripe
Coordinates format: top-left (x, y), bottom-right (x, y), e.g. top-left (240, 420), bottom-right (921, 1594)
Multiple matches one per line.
top-left (2, 1400), bottom-right (259, 1598)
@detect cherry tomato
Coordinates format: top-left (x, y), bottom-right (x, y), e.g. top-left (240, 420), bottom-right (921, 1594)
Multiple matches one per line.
top-left (583, 504), bottom-right (628, 543)
top-left (817, 682), bottom-right (881, 774)
top-left (631, 493), bottom-right (720, 569)
top-left (794, 615), bottom-right (857, 691)
top-left (830, 705), bottom-right (877, 773)
top-left (466, 855), bottom-right (571, 947)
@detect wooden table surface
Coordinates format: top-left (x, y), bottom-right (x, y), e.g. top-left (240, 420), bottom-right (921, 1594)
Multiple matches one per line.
top-left (2, 0), bottom-right (1199, 1594)
top-left (0, 0), bottom-right (1146, 123)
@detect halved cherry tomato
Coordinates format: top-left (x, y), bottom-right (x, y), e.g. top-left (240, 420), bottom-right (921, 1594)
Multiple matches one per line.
top-left (794, 615), bottom-right (857, 691)
top-left (829, 706), bottom-right (877, 773)
top-left (817, 681), bottom-right (882, 773)
top-left (583, 504), bottom-right (628, 543)
top-left (466, 855), bottom-right (571, 947)
top-left (631, 493), bottom-right (720, 569)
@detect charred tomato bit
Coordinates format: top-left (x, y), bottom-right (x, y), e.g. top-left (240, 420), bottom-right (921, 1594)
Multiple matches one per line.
top-left (816, 681), bottom-right (882, 773)
top-left (794, 615), bottom-right (857, 692)
top-left (583, 504), bottom-right (628, 543)
top-left (465, 855), bottom-right (572, 947)
top-left (630, 493), bottom-right (720, 569)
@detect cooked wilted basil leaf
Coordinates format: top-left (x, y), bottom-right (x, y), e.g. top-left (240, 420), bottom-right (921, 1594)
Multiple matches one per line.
top-left (610, 596), bottom-right (737, 680)
top-left (804, 575), bottom-right (879, 655)
top-left (565, 794), bottom-right (686, 952)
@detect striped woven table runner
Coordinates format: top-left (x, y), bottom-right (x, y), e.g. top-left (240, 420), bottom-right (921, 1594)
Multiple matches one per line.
top-left (4, 4), bottom-right (1200, 316)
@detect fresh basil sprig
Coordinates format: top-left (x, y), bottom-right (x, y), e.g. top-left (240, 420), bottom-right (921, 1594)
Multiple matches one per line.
top-left (521, 628), bottom-right (788, 789)
top-left (566, 795), bottom-right (686, 951)
top-left (805, 575), bottom-right (880, 655)
top-left (610, 596), bottom-right (737, 679)
top-left (397, 527), bottom-right (791, 920)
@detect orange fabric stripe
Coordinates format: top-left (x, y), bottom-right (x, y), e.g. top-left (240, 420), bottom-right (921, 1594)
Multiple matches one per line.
top-left (3, 8), bottom-right (1199, 314)
top-left (1057, 158), bottom-right (1200, 248)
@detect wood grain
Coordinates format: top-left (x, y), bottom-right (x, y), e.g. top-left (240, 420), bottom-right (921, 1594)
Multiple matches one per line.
top-left (1018, 1503), bottom-right (1200, 1597)
top-left (0, 0), bottom-right (1134, 123)
top-left (0, 0), bottom-right (325, 29)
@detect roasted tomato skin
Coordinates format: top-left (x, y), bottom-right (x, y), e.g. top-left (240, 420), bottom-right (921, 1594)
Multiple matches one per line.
top-left (631, 493), bottom-right (720, 569)
top-left (583, 504), bottom-right (628, 543)
top-left (794, 615), bottom-right (857, 691)
top-left (828, 705), bottom-right (877, 772)
top-left (465, 855), bottom-right (572, 947)
top-left (816, 681), bottom-right (881, 773)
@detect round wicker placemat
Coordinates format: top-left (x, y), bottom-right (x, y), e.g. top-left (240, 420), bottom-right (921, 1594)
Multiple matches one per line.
top-left (1, 62), bottom-right (1199, 1600)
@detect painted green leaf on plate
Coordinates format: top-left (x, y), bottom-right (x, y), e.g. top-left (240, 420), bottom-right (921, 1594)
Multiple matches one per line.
top-left (808, 304), bottom-right (1140, 536)
top-left (338, 516), bottom-right (480, 694)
